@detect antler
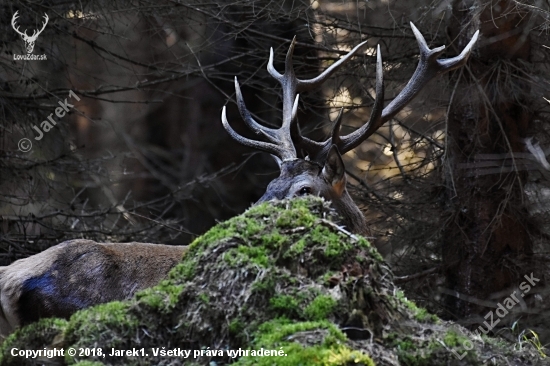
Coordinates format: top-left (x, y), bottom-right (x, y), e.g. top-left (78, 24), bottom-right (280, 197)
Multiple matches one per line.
top-left (30, 13), bottom-right (49, 40)
top-left (221, 36), bottom-right (368, 162)
top-left (11, 11), bottom-right (27, 38)
top-left (222, 23), bottom-right (478, 164)
top-left (11, 11), bottom-right (48, 40)
top-left (296, 22), bottom-right (479, 162)
top-left (221, 77), bottom-right (300, 161)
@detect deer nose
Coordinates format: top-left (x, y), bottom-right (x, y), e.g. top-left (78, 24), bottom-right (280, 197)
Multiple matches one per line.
top-left (255, 189), bottom-right (285, 204)
top-left (255, 193), bottom-right (273, 204)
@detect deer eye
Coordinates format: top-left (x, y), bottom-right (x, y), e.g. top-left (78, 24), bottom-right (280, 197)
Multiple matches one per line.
top-left (298, 186), bottom-right (312, 196)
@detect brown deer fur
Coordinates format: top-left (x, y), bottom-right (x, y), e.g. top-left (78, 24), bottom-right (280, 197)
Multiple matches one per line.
top-left (0, 240), bottom-right (186, 337)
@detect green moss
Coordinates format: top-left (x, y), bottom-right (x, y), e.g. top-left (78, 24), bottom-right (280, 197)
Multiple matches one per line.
top-left (186, 197), bottom-right (359, 273)
top-left (414, 307), bottom-right (439, 323)
top-left (256, 318), bottom-right (346, 345)
top-left (0, 197), bottom-right (538, 365)
top-left (64, 301), bottom-right (138, 364)
top-left (229, 319), bottom-right (245, 335)
top-left (353, 236), bottom-right (383, 262)
top-left (239, 245), bottom-right (269, 267)
top-left (395, 290), bottom-right (438, 323)
top-left (304, 295), bottom-right (337, 321)
top-left (248, 218), bottom-right (264, 235)
top-left (389, 329), bottom-right (479, 366)
top-left (224, 245), bottom-right (269, 268)
top-left (0, 318), bottom-right (67, 366)
top-left (251, 275), bottom-right (276, 293)
top-left (270, 295), bottom-right (301, 316)
top-left (223, 248), bottom-right (241, 267)
top-left (285, 238), bottom-right (306, 258)
top-left (322, 346), bottom-right (376, 366)
top-left (356, 236), bottom-right (370, 248)
top-left (234, 318), bottom-right (374, 366)
top-left (235, 344), bottom-right (375, 366)
top-left (320, 271), bottom-right (338, 285)
top-left (178, 213), bottom-right (264, 271)
top-left (135, 280), bottom-right (184, 312)
top-left (311, 226), bottom-right (349, 257)
top-left (168, 259), bottom-right (196, 281)
top-left (392, 336), bottom-right (437, 366)
top-left (443, 330), bottom-right (470, 348)
top-left (198, 292), bottom-right (210, 304)
top-left (262, 231), bottom-right (288, 249)
top-left (395, 336), bottom-right (415, 351)
top-left (275, 206), bottom-right (316, 228)
top-left (243, 200), bottom-right (279, 216)
top-left (69, 301), bottom-right (135, 330)
top-left (190, 221), bottom-right (236, 250)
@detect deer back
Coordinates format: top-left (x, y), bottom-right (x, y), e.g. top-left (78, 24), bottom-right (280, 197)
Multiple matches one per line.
top-left (0, 240), bottom-right (186, 337)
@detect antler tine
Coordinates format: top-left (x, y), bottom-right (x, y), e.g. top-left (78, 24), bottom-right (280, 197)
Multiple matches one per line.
top-left (42, 13), bottom-right (49, 26)
top-left (267, 36), bottom-right (301, 131)
top-left (267, 37), bottom-right (369, 94)
top-left (302, 23), bottom-right (478, 162)
top-left (381, 22), bottom-right (479, 122)
top-left (223, 36), bottom-right (309, 162)
top-left (36, 13), bottom-right (49, 35)
top-left (331, 108), bottom-right (345, 145)
top-left (292, 45), bottom-right (384, 160)
top-left (221, 106), bottom-right (296, 160)
top-left (30, 13), bottom-right (48, 39)
top-left (267, 39), bottom-right (288, 82)
top-left (335, 44), bottom-right (385, 153)
top-left (11, 11), bottom-right (18, 28)
top-left (11, 11), bottom-right (26, 37)
top-left (297, 40), bottom-right (369, 92)
top-left (234, 77), bottom-right (277, 141)
top-left (266, 36), bottom-right (368, 160)
top-left (267, 36), bottom-right (367, 124)
top-left (222, 74), bottom-right (301, 161)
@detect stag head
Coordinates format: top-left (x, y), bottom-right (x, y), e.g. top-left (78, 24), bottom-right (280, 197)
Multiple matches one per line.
top-left (11, 11), bottom-right (49, 54)
top-left (222, 23), bottom-right (479, 235)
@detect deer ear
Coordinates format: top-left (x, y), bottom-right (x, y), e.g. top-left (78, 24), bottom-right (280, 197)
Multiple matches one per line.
top-left (322, 145), bottom-right (346, 197)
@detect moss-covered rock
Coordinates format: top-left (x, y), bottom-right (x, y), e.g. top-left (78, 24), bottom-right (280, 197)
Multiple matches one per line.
top-left (0, 197), bottom-right (545, 365)
top-left (0, 318), bottom-right (67, 365)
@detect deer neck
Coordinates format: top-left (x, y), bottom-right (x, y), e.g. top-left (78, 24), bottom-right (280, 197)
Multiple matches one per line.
top-left (329, 190), bottom-right (368, 236)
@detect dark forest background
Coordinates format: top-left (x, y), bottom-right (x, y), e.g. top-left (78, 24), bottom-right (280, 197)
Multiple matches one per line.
top-left (2, 0), bottom-right (550, 350)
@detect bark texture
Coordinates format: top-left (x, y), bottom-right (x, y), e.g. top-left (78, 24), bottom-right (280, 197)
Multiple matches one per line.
top-left (443, 0), bottom-right (535, 318)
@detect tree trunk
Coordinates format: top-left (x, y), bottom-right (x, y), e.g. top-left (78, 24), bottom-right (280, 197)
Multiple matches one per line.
top-left (443, 0), bottom-right (534, 319)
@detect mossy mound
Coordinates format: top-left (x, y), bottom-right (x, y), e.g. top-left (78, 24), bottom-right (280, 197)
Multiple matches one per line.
top-left (0, 197), bottom-right (545, 365)
top-left (0, 318), bottom-right (67, 365)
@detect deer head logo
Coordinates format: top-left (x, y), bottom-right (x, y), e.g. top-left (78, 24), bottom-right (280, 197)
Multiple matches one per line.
top-left (11, 11), bottom-right (49, 54)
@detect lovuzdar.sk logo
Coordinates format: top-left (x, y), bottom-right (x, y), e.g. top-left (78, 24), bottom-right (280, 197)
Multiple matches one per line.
top-left (11, 11), bottom-right (48, 61)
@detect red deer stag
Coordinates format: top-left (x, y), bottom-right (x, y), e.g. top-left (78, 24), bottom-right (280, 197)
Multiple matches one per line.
top-left (222, 23), bottom-right (479, 235)
top-left (0, 23), bottom-right (477, 338)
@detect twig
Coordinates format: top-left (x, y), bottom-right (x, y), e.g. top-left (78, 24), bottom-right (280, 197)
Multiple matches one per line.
top-left (394, 266), bottom-right (441, 284)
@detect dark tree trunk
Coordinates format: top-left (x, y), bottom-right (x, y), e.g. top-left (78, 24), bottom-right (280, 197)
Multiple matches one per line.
top-left (443, 0), bottom-right (534, 319)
